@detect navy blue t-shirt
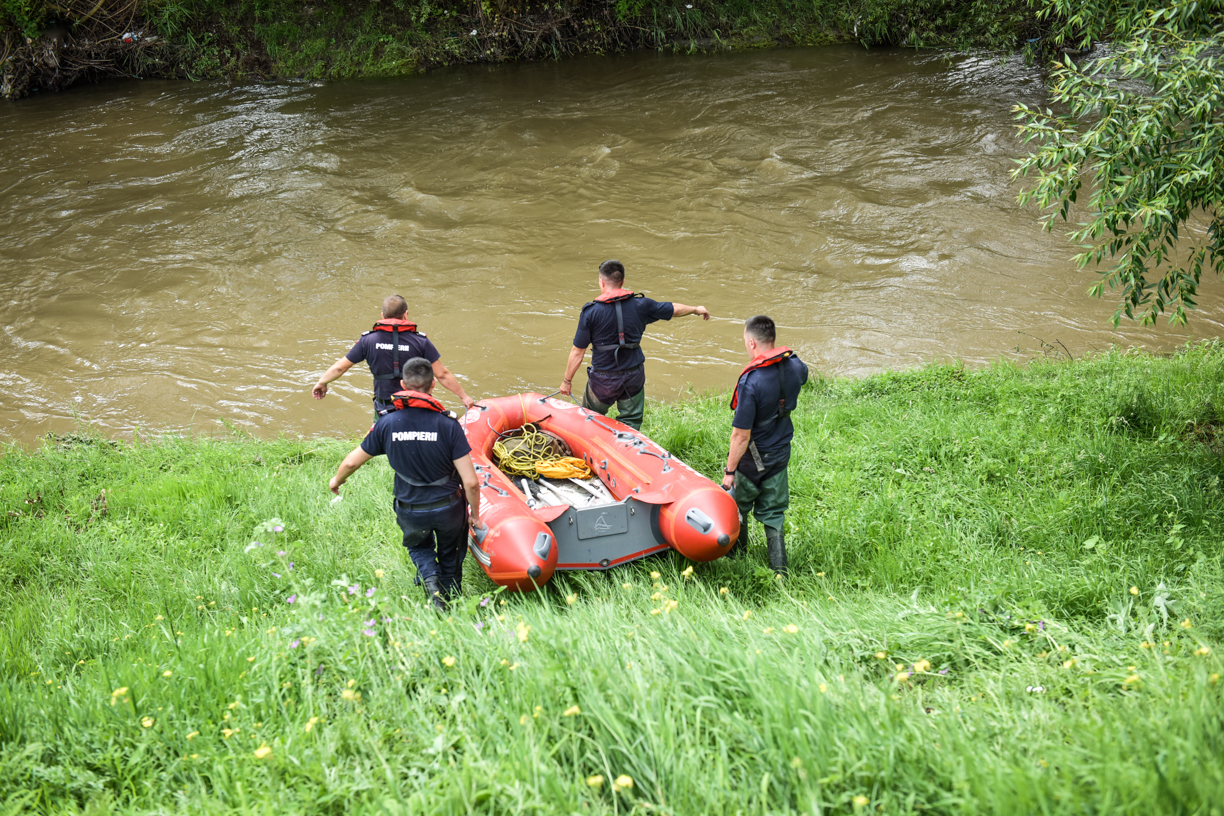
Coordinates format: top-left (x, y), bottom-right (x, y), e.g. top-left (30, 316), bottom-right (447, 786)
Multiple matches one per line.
top-left (346, 330), bottom-right (441, 401)
top-left (732, 355), bottom-right (809, 460)
top-left (360, 407), bottom-right (471, 504)
top-left (573, 296), bottom-right (674, 372)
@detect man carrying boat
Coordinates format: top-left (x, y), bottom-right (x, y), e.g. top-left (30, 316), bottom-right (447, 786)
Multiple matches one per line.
top-left (721, 315), bottom-right (808, 576)
top-left (312, 295), bottom-right (476, 417)
top-left (329, 357), bottom-right (484, 611)
top-left (559, 259), bottom-right (711, 430)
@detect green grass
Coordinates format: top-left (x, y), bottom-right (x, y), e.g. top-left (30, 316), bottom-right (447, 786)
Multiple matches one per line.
top-left (3, 343), bottom-right (1223, 813)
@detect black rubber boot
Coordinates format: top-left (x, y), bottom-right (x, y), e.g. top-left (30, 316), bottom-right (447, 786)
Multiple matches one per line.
top-left (765, 527), bottom-right (788, 577)
top-left (423, 576), bottom-right (447, 613)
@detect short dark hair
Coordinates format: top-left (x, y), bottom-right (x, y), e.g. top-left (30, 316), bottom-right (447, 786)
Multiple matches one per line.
top-left (744, 315), bottom-right (776, 344)
top-left (382, 295), bottom-right (408, 319)
top-left (399, 357), bottom-right (434, 392)
top-left (598, 260), bottom-right (625, 286)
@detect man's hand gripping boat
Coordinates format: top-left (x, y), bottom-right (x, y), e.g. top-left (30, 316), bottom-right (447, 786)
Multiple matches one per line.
top-left (460, 393), bottom-right (740, 591)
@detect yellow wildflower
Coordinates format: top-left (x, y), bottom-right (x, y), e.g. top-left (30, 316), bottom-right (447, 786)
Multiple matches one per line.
top-left (913, 659), bottom-right (931, 673)
top-left (651, 592), bottom-right (662, 601)
top-left (663, 599), bottom-right (678, 614)
top-left (519, 714), bottom-right (528, 725)
top-left (254, 744), bottom-right (271, 759)
top-left (305, 717), bottom-right (319, 732)
top-left (111, 686), bottom-right (129, 698)
top-left (566, 593), bottom-right (577, 606)
top-left (650, 571), bottom-right (660, 580)
top-left (186, 731), bottom-right (199, 740)
top-left (621, 583), bottom-right (632, 589)
top-left (896, 671), bottom-right (910, 683)
top-left (1195, 646), bottom-right (1211, 656)
top-left (228, 701), bottom-right (239, 710)
top-left (222, 728), bottom-right (236, 739)
top-left (1180, 619), bottom-right (1192, 629)
top-left (853, 795), bottom-right (870, 808)
top-left (762, 627), bottom-right (775, 635)
top-left (1024, 623), bottom-right (1036, 633)
top-left (650, 608), bottom-right (661, 615)
top-left (719, 587), bottom-right (729, 595)
top-left (681, 566), bottom-right (694, 579)
top-left (141, 716), bottom-right (154, 728)
top-left (246, 657), bottom-right (255, 663)
top-left (533, 705), bottom-right (542, 718)
top-left (586, 774), bottom-right (604, 788)
top-left (516, 622), bottom-right (531, 643)
top-left (155, 615), bottom-right (164, 621)
top-left (875, 652), bottom-right (887, 660)
top-left (613, 774), bottom-right (634, 792)
top-left (340, 689), bottom-right (362, 702)
top-left (1063, 658), bottom-right (1077, 669)
top-left (443, 656), bottom-right (456, 667)
top-left (375, 569), bottom-right (385, 578)
top-left (1123, 674), bottom-right (1140, 687)
top-left (563, 705), bottom-right (581, 716)
top-left (1129, 586), bottom-right (1139, 595)
top-left (742, 610), bottom-right (752, 620)
top-left (784, 624), bottom-right (799, 634)
top-left (163, 670), bottom-right (172, 678)
top-left (1211, 673), bottom-right (1221, 685)
top-left (816, 571), bottom-right (826, 577)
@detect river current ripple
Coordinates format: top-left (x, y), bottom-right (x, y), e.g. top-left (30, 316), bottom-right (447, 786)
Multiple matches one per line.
top-left (1, 47), bottom-right (1220, 444)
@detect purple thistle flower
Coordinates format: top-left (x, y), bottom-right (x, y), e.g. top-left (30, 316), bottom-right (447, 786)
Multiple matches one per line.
top-left (286, 594), bottom-right (296, 604)
top-left (479, 597), bottom-right (490, 608)
top-left (364, 618), bottom-right (375, 626)
top-left (288, 562), bottom-right (294, 571)
top-left (474, 621), bottom-right (485, 632)
top-left (349, 585), bottom-right (360, 595)
top-left (362, 629), bottom-right (376, 637)
top-left (938, 668), bottom-right (949, 675)
top-left (381, 617), bottom-right (391, 623)
top-left (272, 573), bottom-right (282, 578)
top-left (290, 639), bottom-right (301, 649)
top-left (277, 550), bottom-right (286, 557)
top-left (273, 525), bottom-right (283, 533)
top-left (365, 587), bottom-right (376, 598)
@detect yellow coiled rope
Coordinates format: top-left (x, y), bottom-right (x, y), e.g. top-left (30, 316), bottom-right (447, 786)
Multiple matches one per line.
top-left (492, 424), bottom-right (593, 480)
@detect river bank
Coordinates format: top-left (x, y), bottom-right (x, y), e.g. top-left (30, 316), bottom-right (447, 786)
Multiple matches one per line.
top-left (2, 0), bottom-right (1036, 97)
top-left (2, 344), bottom-right (1222, 812)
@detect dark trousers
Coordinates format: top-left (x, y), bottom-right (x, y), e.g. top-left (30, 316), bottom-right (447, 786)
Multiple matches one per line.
top-left (583, 366), bottom-right (646, 430)
top-left (394, 494), bottom-right (468, 597)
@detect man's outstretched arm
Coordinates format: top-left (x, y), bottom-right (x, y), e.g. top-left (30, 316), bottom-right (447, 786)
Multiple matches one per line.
top-left (313, 357), bottom-right (355, 399)
top-left (672, 303), bottom-right (711, 320)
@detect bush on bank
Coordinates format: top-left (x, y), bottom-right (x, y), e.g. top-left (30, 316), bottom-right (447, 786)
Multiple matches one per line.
top-left (1, 344), bottom-right (1222, 813)
top-left (1, 0), bottom-right (1036, 97)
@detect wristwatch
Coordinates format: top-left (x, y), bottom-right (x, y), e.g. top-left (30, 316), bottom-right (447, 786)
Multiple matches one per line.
top-left (724, 468), bottom-right (735, 476)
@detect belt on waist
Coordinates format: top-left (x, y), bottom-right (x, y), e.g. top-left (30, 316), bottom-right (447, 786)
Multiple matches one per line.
top-left (394, 492), bottom-right (462, 513)
top-left (589, 363), bottom-right (645, 375)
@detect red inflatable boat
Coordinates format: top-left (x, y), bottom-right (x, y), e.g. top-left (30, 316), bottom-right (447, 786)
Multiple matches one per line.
top-left (460, 393), bottom-right (740, 591)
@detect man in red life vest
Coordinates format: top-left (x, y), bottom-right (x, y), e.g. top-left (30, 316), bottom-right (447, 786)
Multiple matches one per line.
top-left (312, 295), bottom-right (476, 417)
top-left (721, 315), bottom-right (809, 575)
top-left (329, 357), bottom-right (484, 612)
top-left (559, 260), bottom-right (711, 430)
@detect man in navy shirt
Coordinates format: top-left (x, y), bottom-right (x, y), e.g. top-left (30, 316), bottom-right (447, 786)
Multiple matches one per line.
top-left (721, 315), bottom-right (808, 576)
top-left (329, 357), bottom-right (484, 611)
top-left (559, 260), bottom-right (711, 430)
top-left (312, 295), bottom-right (476, 417)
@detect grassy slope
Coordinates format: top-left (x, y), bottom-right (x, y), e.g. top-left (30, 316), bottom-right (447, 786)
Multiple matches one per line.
top-left (2, 344), bottom-right (1223, 814)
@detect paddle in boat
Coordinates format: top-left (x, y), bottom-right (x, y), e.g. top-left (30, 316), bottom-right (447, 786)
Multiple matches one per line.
top-left (459, 393), bottom-right (740, 591)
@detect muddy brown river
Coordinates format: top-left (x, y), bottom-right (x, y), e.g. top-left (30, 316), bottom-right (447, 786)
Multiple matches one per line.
top-left (2, 46), bottom-right (1221, 445)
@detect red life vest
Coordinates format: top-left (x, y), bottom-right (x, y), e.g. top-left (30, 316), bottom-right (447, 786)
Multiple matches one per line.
top-left (390, 390), bottom-right (447, 413)
top-left (593, 288), bottom-right (636, 304)
top-left (371, 318), bottom-right (419, 333)
top-left (730, 347), bottom-right (795, 410)
top-left (586, 289), bottom-right (646, 367)
top-left (368, 319), bottom-right (421, 382)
